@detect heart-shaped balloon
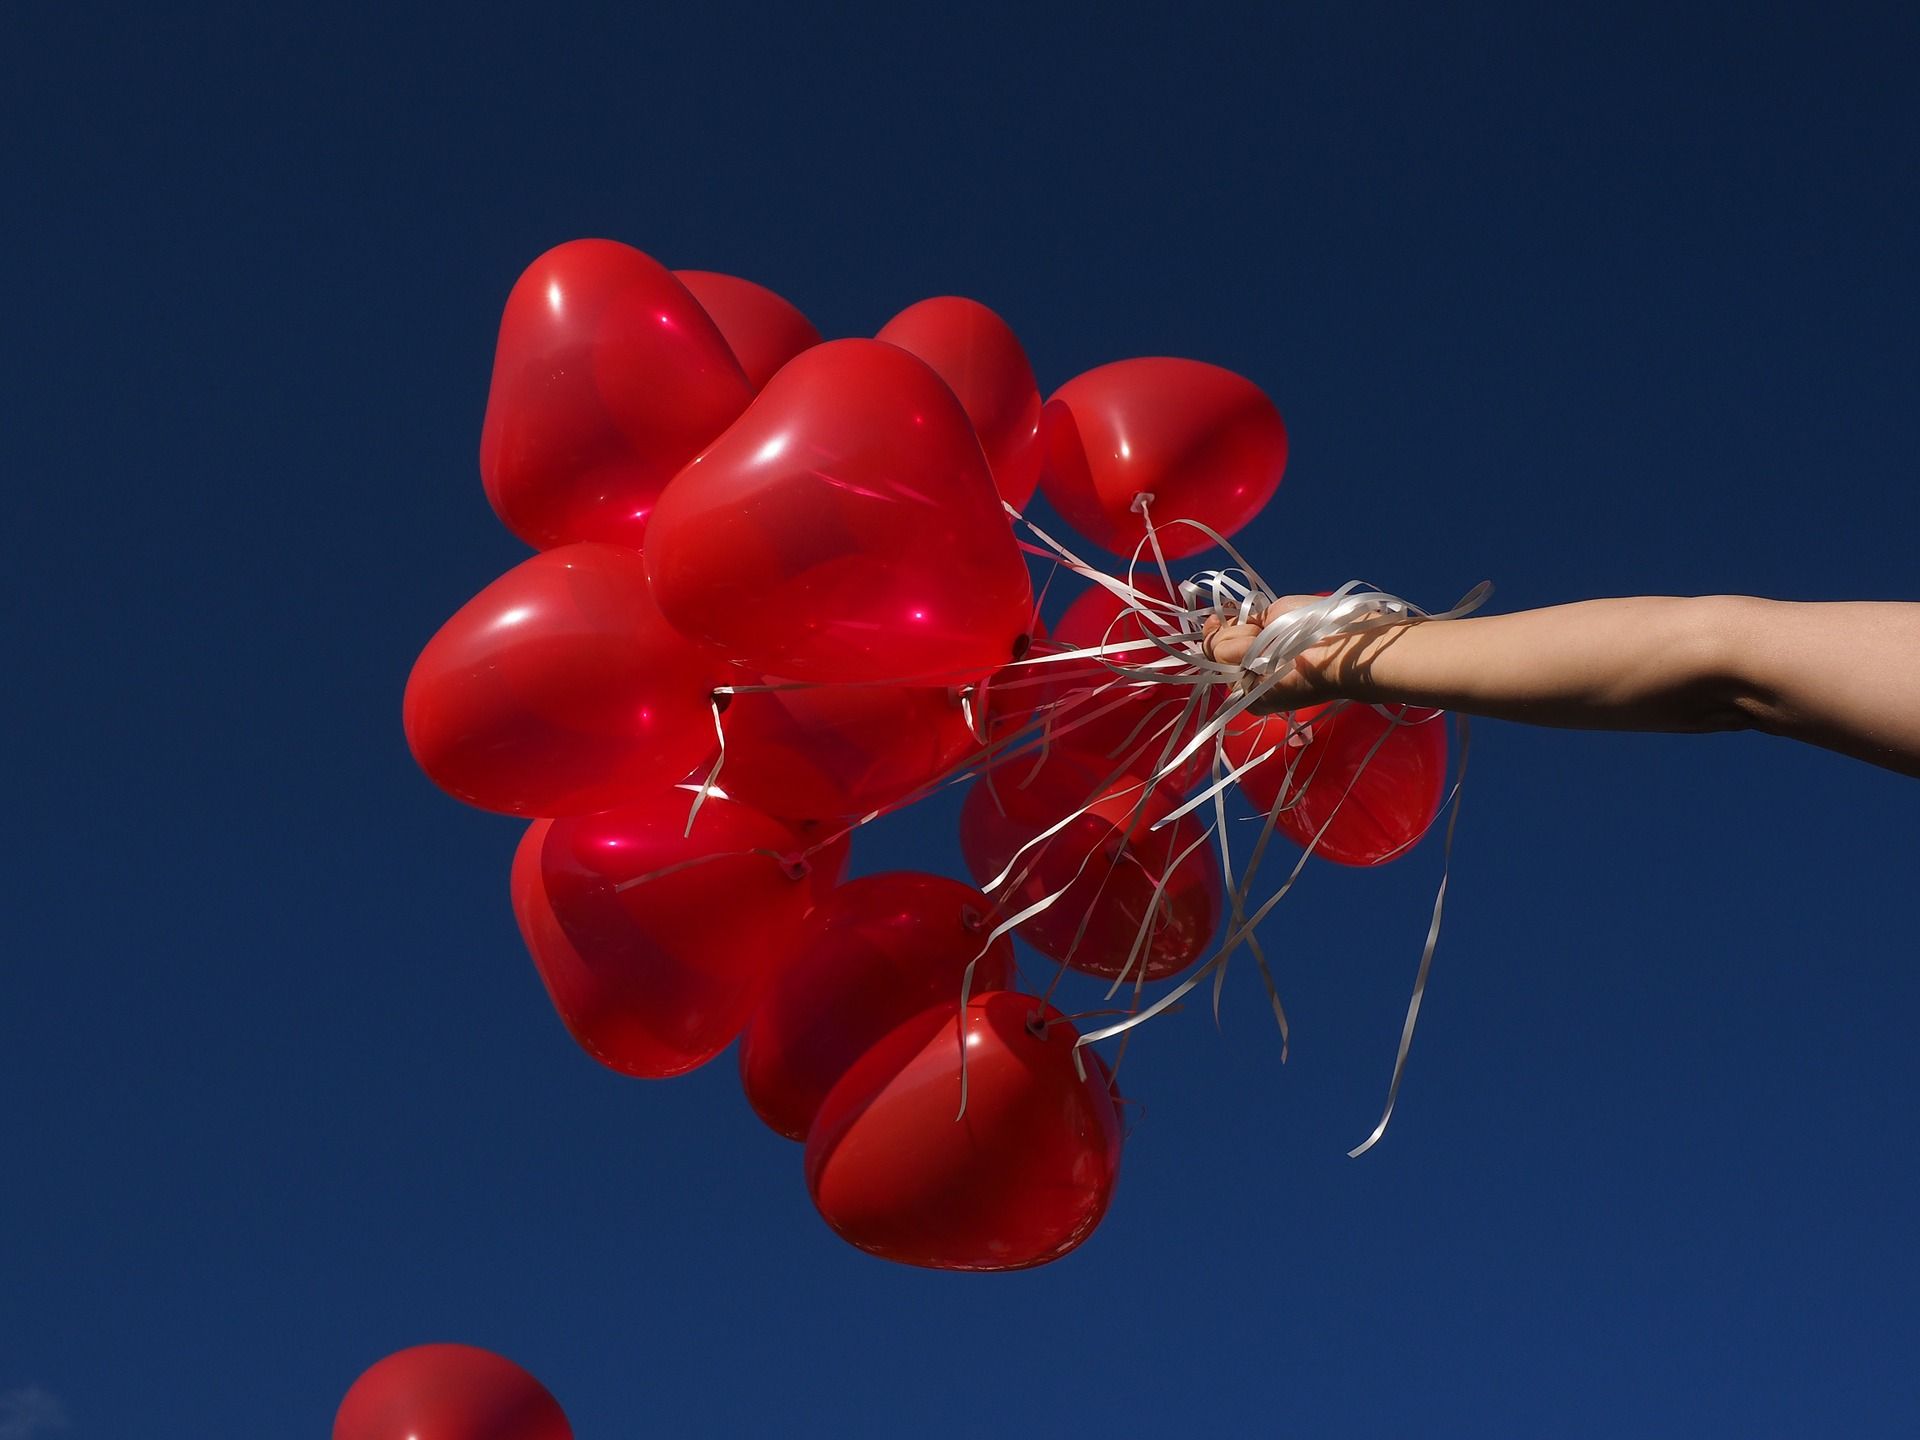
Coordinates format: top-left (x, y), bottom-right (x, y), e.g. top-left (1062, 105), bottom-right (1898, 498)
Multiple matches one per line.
top-left (517, 822), bottom-right (832, 1055)
top-left (403, 544), bottom-right (722, 817)
top-left (959, 752), bottom-right (1221, 982)
top-left (675, 269), bottom-right (822, 391)
top-left (718, 680), bottom-right (982, 822)
top-left (1224, 702), bottom-right (1448, 866)
top-left (334, 1343), bottom-right (571, 1440)
top-left (805, 991), bottom-right (1122, 1271)
top-left (1041, 357), bottom-right (1288, 559)
top-left (645, 339), bottom-right (1035, 684)
top-left (511, 788), bottom-right (816, 1077)
top-left (739, 871), bottom-right (1016, 1141)
top-left (480, 240), bottom-right (752, 550)
top-left (877, 296), bottom-right (1043, 509)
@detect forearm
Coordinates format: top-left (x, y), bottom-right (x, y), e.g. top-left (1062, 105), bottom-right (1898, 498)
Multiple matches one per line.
top-left (1324, 597), bottom-right (1747, 732)
top-left (1315, 596), bottom-right (1920, 776)
top-left (1727, 599), bottom-right (1920, 776)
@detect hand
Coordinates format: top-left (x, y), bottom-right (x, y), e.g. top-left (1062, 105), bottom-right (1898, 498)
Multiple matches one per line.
top-left (1203, 596), bottom-right (1414, 715)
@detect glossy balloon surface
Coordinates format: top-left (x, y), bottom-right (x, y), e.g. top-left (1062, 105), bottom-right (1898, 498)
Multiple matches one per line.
top-left (675, 269), bottom-right (821, 391)
top-left (806, 992), bottom-right (1122, 1271)
top-left (334, 1343), bottom-right (571, 1440)
top-left (511, 789), bottom-right (813, 1077)
top-left (876, 296), bottom-right (1043, 509)
top-left (480, 239), bottom-right (752, 550)
top-left (1224, 702), bottom-right (1449, 866)
top-left (1041, 357), bottom-right (1287, 559)
top-left (1046, 575), bottom-right (1214, 792)
top-left (645, 339), bottom-right (1034, 684)
top-left (719, 681), bottom-right (980, 821)
top-left (959, 753), bottom-right (1221, 981)
top-left (403, 544), bottom-right (721, 817)
top-left (740, 871), bottom-right (1015, 1141)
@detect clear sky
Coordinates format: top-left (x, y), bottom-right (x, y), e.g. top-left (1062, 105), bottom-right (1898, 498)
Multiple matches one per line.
top-left (5, 4), bottom-right (1919, 1435)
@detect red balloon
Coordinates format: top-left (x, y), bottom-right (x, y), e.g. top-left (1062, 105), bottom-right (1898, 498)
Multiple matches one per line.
top-left (876, 296), bottom-right (1043, 509)
top-left (675, 269), bottom-right (822, 391)
top-left (645, 339), bottom-right (1035, 684)
top-left (1041, 358), bottom-right (1288, 559)
top-left (404, 544), bottom-right (721, 817)
top-left (806, 991), bottom-right (1122, 1271)
top-left (1223, 702), bottom-right (1449, 866)
top-left (1046, 575), bottom-right (1214, 792)
top-left (479, 239), bottom-right (752, 550)
top-left (959, 753), bottom-right (1222, 981)
top-left (334, 1343), bottom-right (570, 1440)
top-left (510, 788), bottom-right (815, 1077)
top-left (740, 871), bottom-right (1016, 1141)
top-left (718, 682), bottom-right (981, 822)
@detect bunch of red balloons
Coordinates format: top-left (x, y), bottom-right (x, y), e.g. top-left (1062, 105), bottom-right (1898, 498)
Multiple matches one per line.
top-left (403, 239), bottom-right (1452, 1274)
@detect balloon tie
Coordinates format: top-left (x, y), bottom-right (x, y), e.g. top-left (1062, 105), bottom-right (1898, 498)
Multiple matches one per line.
top-left (680, 692), bottom-right (732, 838)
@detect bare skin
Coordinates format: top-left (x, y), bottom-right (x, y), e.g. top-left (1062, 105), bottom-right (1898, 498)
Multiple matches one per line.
top-left (1202, 596), bottom-right (1920, 779)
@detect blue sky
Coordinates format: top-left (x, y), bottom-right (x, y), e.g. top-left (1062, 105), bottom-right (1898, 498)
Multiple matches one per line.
top-left (5, 3), bottom-right (1918, 1435)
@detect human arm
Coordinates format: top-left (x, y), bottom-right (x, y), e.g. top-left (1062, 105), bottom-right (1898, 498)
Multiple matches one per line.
top-left (1203, 595), bottom-right (1920, 778)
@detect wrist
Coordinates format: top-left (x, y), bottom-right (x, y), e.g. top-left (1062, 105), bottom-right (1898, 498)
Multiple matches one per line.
top-left (1300, 621), bottom-right (1423, 704)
